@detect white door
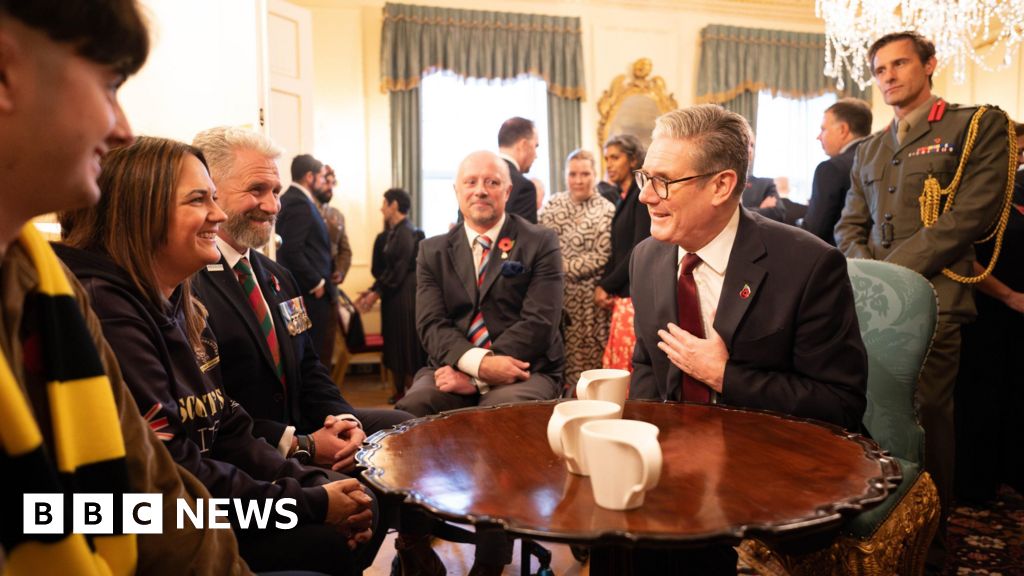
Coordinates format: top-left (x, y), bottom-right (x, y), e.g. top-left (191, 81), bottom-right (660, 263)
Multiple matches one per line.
top-left (263, 0), bottom-right (315, 257)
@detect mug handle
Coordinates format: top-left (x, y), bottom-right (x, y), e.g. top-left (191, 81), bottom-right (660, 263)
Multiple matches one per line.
top-left (621, 435), bottom-right (663, 508)
top-left (576, 375), bottom-right (592, 399)
top-left (546, 414), bottom-right (568, 459)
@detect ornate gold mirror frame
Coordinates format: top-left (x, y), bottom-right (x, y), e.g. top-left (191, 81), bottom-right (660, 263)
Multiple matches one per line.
top-left (597, 58), bottom-right (679, 175)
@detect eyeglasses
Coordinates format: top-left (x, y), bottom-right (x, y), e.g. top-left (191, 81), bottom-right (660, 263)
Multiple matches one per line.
top-left (633, 169), bottom-right (719, 199)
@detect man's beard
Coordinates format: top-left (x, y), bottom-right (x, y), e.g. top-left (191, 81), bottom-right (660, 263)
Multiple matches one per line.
top-left (224, 209), bottom-right (276, 248)
top-left (312, 188), bottom-right (332, 204)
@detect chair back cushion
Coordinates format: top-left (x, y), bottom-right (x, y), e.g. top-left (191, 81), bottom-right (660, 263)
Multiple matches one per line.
top-left (847, 259), bottom-right (937, 464)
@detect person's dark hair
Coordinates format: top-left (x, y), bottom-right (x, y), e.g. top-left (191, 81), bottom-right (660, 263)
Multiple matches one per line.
top-left (0, 0), bottom-right (149, 76)
top-left (60, 136), bottom-right (211, 351)
top-left (290, 153), bottom-right (323, 182)
top-left (498, 117), bottom-right (536, 148)
top-left (603, 134), bottom-right (646, 169)
top-left (826, 98), bottom-right (873, 137)
top-left (1015, 122), bottom-right (1024, 137)
top-left (383, 187), bottom-right (411, 215)
top-left (868, 31), bottom-right (936, 84)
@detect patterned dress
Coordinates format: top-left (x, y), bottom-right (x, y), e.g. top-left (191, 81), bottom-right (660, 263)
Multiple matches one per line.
top-left (539, 192), bottom-right (615, 390)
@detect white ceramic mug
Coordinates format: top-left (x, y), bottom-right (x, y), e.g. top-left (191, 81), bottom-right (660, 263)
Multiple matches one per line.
top-left (576, 369), bottom-right (630, 416)
top-left (580, 419), bottom-right (662, 510)
top-left (546, 400), bottom-right (622, 475)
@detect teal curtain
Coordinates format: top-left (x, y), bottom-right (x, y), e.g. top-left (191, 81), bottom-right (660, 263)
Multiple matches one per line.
top-left (697, 24), bottom-right (871, 129)
top-left (381, 3), bottom-right (586, 221)
top-left (546, 93), bottom-right (581, 197)
top-left (389, 89), bottom-right (420, 218)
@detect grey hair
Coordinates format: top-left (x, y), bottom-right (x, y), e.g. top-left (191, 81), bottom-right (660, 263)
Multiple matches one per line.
top-left (652, 104), bottom-right (752, 197)
top-left (192, 126), bottom-right (283, 182)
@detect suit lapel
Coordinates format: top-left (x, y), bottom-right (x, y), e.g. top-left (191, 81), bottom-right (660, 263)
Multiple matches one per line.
top-left (649, 240), bottom-right (683, 401)
top-left (479, 217), bottom-right (515, 302)
top-left (206, 256), bottom-right (277, 373)
top-left (448, 227), bottom-right (477, 303)
top-left (713, 209), bottom-right (767, 350)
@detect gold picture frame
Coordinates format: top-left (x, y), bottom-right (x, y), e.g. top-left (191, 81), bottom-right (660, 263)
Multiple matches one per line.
top-left (596, 58), bottom-right (679, 175)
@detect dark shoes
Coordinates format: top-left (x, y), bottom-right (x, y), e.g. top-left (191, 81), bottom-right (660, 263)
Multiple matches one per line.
top-left (394, 533), bottom-right (445, 576)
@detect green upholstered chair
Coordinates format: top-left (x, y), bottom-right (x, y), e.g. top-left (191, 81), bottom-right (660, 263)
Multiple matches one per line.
top-left (739, 259), bottom-right (942, 576)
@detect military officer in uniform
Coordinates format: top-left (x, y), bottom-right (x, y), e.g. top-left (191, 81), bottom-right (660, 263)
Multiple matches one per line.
top-left (835, 31), bottom-right (1014, 567)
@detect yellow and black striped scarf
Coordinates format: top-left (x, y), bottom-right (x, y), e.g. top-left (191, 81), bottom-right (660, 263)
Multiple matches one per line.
top-left (0, 225), bottom-right (136, 575)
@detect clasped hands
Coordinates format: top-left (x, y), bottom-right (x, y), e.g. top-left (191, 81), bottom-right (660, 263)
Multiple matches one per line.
top-left (434, 355), bottom-right (531, 395)
top-left (656, 316), bottom-right (729, 393)
top-left (323, 478), bottom-right (373, 549)
top-left (353, 290), bottom-right (379, 314)
top-left (309, 415), bottom-right (366, 472)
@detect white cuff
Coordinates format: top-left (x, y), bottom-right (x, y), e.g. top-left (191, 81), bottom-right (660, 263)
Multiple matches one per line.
top-left (335, 414), bottom-right (362, 429)
top-left (457, 347), bottom-right (492, 379)
top-left (277, 426), bottom-right (297, 457)
top-left (473, 378), bottom-right (491, 395)
top-left (309, 278), bottom-right (326, 295)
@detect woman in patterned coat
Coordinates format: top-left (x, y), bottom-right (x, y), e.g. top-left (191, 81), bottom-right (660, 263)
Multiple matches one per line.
top-left (540, 149), bottom-right (615, 391)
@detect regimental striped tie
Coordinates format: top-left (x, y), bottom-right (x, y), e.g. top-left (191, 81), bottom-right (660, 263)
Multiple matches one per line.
top-left (467, 235), bottom-right (492, 349)
top-left (234, 257), bottom-right (285, 384)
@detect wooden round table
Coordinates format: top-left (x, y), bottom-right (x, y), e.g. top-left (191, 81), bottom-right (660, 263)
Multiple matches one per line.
top-left (358, 400), bottom-right (897, 553)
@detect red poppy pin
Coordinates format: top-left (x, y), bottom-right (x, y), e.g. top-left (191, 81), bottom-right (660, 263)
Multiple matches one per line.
top-left (497, 237), bottom-right (514, 260)
top-left (270, 274), bottom-right (281, 292)
top-left (739, 283), bottom-right (752, 299)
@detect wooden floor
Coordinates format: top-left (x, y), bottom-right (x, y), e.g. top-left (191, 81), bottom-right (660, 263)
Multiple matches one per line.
top-left (340, 367), bottom-right (590, 575)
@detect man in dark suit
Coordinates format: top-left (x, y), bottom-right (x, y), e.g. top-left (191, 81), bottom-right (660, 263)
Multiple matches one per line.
top-left (191, 127), bottom-right (439, 574)
top-left (398, 150), bottom-right (564, 418)
top-left (741, 136), bottom-right (786, 222)
top-left (398, 150), bottom-right (563, 575)
top-left (497, 116), bottom-right (540, 223)
top-left (277, 153), bottom-right (337, 367)
top-left (803, 98), bottom-right (872, 245)
top-left (192, 126), bottom-right (412, 467)
top-left (627, 104), bottom-right (867, 573)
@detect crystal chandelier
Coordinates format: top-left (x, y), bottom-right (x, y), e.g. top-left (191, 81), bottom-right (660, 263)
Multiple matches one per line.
top-left (816, 0), bottom-right (1024, 90)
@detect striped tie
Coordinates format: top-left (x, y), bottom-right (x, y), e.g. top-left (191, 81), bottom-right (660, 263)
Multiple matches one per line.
top-left (234, 257), bottom-right (285, 384)
top-left (467, 235), bottom-right (492, 349)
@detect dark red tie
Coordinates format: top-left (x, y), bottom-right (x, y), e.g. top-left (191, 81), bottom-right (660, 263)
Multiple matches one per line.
top-left (677, 253), bottom-right (710, 403)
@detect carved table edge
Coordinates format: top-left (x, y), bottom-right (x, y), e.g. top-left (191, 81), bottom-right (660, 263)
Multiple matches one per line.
top-left (354, 399), bottom-right (900, 544)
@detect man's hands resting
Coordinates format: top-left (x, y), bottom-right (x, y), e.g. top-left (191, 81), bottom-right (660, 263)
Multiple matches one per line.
top-left (322, 478), bottom-right (373, 549)
top-left (434, 354), bottom-right (531, 395)
top-left (309, 415), bottom-right (366, 472)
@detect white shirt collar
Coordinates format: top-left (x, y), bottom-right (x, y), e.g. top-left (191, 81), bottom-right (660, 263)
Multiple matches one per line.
top-left (215, 236), bottom-right (249, 270)
top-left (292, 182), bottom-right (316, 204)
top-left (839, 135), bottom-right (867, 155)
top-left (464, 213), bottom-right (507, 248)
top-left (677, 206), bottom-right (740, 275)
top-left (498, 152), bottom-right (520, 172)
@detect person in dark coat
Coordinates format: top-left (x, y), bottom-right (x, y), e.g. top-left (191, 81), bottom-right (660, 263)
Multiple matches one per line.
top-left (803, 98), bottom-right (872, 245)
top-left (357, 188), bottom-right (426, 403)
top-left (596, 134), bottom-right (650, 369)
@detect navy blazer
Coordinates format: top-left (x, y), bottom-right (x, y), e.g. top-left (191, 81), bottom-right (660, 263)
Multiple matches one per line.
top-left (194, 251), bottom-right (356, 445)
top-left (629, 208), bottom-right (867, 431)
top-left (416, 214), bottom-right (565, 381)
top-left (276, 186), bottom-right (338, 301)
top-left (803, 142), bottom-right (861, 245)
top-left (504, 159), bottom-right (538, 224)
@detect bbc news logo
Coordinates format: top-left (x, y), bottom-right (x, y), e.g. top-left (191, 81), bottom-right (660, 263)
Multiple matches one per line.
top-left (23, 494), bottom-right (298, 534)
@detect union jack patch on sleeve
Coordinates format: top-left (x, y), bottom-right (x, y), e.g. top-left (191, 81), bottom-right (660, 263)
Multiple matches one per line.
top-left (143, 403), bottom-right (174, 442)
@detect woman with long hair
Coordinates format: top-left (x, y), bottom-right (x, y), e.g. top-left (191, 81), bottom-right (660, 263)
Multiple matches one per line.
top-left (56, 136), bottom-right (373, 575)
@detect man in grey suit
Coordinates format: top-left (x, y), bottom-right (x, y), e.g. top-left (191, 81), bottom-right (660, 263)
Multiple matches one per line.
top-left (803, 98), bottom-right (872, 245)
top-left (397, 150), bottom-right (563, 576)
top-left (398, 150), bottom-right (564, 418)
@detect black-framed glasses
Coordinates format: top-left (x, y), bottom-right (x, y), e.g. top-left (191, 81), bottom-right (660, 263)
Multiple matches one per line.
top-left (633, 169), bottom-right (719, 199)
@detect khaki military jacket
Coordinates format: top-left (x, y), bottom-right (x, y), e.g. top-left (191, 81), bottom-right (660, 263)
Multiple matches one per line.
top-left (835, 96), bottom-right (1011, 322)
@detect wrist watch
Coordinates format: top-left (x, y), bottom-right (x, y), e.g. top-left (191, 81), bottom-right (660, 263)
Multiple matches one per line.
top-left (293, 434), bottom-right (314, 465)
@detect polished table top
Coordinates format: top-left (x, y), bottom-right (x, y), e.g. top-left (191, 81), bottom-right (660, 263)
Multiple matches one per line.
top-left (357, 400), bottom-right (898, 546)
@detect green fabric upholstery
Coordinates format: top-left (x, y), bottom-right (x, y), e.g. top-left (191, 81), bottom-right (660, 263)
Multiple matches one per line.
top-left (845, 259), bottom-right (937, 537)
